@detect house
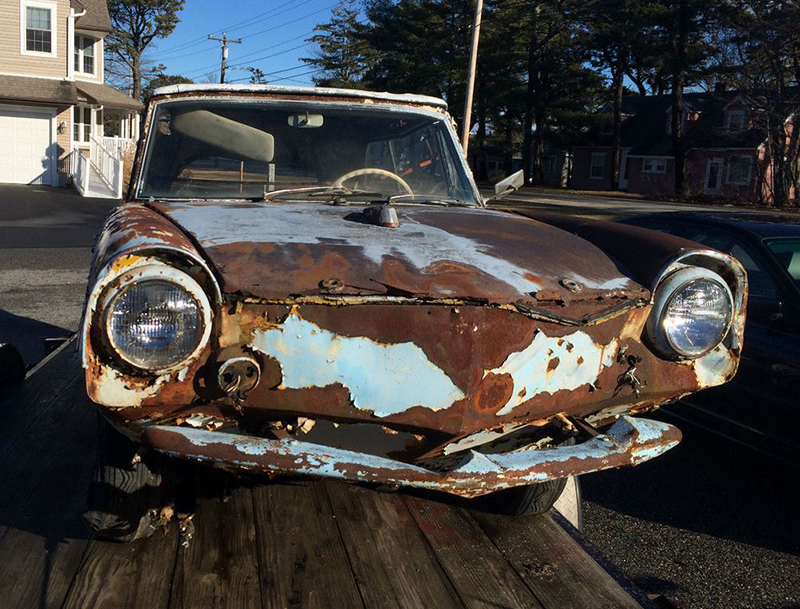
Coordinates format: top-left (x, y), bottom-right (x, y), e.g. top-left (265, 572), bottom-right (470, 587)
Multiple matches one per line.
top-left (571, 91), bottom-right (793, 203)
top-left (0, 0), bottom-right (142, 196)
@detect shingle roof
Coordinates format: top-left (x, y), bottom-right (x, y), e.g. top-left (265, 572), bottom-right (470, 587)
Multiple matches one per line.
top-left (73, 0), bottom-right (113, 33)
top-left (76, 81), bottom-right (143, 111)
top-left (0, 75), bottom-right (141, 110)
top-left (0, 75), bottom-right (78, 105)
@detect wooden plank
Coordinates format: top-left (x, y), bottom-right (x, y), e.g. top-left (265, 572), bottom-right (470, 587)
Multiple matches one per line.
top-left (61, 522), bottom-right (179, 609)
top-left (170, 482), bottom-right (261, 609)
top-left (0, 341), bottom-right (81, 461)
top-left (472, 511), bottom-right (642, 609)
top-left (0, 401), bottom-right (96, 608)
top-left (403, 494), bottom-right (544, 609)
top-left (324, 482), bottom-right (464, 609)
top-left (0, 376), bottom-right (89, 531)
top-left (252, 481), bottom-right (364, 609)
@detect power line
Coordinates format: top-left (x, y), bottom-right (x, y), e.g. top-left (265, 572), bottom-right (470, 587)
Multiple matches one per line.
top-left (271, 68), bottom-right (325, 83)
top-left (228, 63), bottom-right (314, 83)
top-left (155, 0), bottom-right (304, 56)
top-left (208, 33), bottom-right (243, 84)
top-left (182, 15), bottom-right (368, 81)
top-left (178, 1), bottom-right (338, 77)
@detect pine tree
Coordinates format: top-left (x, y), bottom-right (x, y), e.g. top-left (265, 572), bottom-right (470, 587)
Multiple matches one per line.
top-left (300, 0), bottom-right (373, 88)
top-left (107, 0), bottom-right (185, 100)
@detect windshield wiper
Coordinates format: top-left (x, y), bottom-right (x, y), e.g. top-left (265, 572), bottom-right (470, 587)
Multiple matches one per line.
top-left (386, 194), bottom-right (471, 207)
top-left (260, 185), bottom-right (381, 202)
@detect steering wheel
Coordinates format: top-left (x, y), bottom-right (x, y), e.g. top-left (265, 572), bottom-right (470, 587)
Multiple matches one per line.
top-left (332, 168), bottom-right (414, 195)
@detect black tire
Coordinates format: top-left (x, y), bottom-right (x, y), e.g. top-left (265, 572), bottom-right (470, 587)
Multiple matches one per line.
top-left (474, 476), bottom-right (570, 516)
top-left (470, 437), bottom-right (575, 517)
top-left (83, 414), bottom-right (165, 542)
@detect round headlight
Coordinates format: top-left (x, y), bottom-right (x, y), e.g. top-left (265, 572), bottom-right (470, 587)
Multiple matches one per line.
top-left (649, 268), bottom-right (734, 359)
top-left (105, 277), bottom-right (207, 371)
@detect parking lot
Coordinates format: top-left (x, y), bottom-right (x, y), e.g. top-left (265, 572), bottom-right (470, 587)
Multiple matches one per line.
top-left (1, 185), bottom-right (798, 609)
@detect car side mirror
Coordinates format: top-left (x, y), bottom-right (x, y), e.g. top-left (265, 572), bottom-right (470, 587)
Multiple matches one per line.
top-left (484, 170), bottom-right (524, 204)
top-left (748, 297), bottom-right (783, 323)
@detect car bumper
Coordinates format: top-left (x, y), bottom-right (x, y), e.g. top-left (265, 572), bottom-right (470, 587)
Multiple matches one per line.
top-left (142, 415), bottom-right (681, 498)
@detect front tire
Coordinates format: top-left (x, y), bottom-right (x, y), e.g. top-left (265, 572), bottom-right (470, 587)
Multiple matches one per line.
top-left (474, 476), bottom-right (570, 516)
top-left (83, 414), bottom-right (165, 542)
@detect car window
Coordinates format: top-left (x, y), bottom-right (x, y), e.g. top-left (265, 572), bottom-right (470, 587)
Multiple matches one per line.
top-left (365, 123), bottom-right (455, 196)
top-left (139, 100), bottom-right (478, 204)
top-left (680, 227), bottom-right (779, 300)
top-left (765, 238), bottom-right (800, 289)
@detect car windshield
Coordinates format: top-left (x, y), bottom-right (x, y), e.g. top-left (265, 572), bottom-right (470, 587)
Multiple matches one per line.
top-left (765, 238), bottom-right (800, 287)
top-left (137, 99), bottom-right (479, 205)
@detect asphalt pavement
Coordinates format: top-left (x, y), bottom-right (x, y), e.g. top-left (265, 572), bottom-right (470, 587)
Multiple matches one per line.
top-left (1, 184), bottom-right (798, 608)
top-left (0, 185), bottom-right (116, 367)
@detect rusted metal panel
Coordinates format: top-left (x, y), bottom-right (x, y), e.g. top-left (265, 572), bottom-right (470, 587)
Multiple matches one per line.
top-left (142, 415), bottom-right (681, 498)
top-left (150, 201), bottom-right (649, 309)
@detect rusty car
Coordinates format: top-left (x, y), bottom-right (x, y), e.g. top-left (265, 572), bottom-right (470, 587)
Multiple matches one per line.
top-left (80, 84), bottom-right (747, 541)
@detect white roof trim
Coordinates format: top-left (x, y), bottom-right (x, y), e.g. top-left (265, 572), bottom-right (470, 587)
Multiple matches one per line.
top-left (151, 84), bottom-right (448, 109)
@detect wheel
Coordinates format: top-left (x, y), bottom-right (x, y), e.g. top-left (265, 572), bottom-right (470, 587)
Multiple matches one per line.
top-left (474, 476), bottom-right (570, 516)
top-left (470, 437), bottom-right (576, 517)
top-left (83, 414), bottom-right (165, 542)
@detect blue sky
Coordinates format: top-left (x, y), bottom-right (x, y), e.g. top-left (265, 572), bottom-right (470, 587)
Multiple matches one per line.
top-left (149, 0), bottom-right (343, 85)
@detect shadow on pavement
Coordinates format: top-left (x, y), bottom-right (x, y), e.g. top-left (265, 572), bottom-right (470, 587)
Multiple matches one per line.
top-left (582, 414), bottom-right (800, 557)
top-left (0, 310), bottom-right (72, 369)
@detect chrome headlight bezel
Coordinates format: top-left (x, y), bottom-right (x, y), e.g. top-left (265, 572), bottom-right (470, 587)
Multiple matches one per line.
top-left (100, 264), bottom-right (213, 374)
top-left (647, 266), bottom-right (734, 360)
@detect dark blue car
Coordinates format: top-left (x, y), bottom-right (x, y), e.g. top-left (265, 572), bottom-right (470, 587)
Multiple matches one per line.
top-left (619, 212), bottom-right (800, 459)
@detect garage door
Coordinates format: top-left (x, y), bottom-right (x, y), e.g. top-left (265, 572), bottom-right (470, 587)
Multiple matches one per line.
top-left (0, 106), bottom-right (54, 185)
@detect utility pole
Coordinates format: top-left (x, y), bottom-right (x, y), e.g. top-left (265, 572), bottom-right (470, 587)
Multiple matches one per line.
top-left (461, 0), bottom-right (484, 157)
top-left (208, 32), bottom-right (242, 84)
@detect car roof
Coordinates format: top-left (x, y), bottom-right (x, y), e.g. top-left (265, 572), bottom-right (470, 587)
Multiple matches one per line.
top-left (622, 211), bottom-right (800, 239)
top-left (150, 83), bottom-right (449, 110)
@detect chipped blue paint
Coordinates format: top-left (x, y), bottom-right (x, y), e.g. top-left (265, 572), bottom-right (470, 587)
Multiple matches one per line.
top-left (693, 344), bottom-right (735, 388)
top-left (250, 313), bottom-right (465, 417)
top-left (144, 416), bottom-right (681, 498)
top-left (487, 330), bottom-right (619, 416)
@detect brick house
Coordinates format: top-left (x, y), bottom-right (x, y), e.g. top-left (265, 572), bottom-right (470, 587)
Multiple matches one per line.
top-left (571, 92), bottom-right (787, 202)
top-left (0, 0), bottom-right (142, 195)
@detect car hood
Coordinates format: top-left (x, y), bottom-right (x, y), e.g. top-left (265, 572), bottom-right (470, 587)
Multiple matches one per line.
top-left (149, 201), bottom-right (648, 308)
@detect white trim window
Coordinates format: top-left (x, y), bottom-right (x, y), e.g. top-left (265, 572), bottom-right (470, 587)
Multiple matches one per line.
top-left (727, 155), bottom-right (753, 185)
top-left (590, 152), bottom-right (606, 179)
top-left (73, 105), bottom-right (92, 143)
top-left (21, 1), bottom-right (57, 57)
top-left (642, 158), bottom-right (667, 174)
top-left (74, 35), bottom-right (96, 75)
top-left (726, 110), bottom-right (746, 132)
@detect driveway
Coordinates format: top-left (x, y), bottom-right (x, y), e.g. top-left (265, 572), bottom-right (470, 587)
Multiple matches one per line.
top-left (0, 185), bottom-right (116, 368)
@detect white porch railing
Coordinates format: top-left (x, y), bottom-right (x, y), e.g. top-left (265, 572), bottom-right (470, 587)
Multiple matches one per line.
top-left (90, 135), bottom-right (124, 198)
top-left (68, 149), bottom-right (90, 196)
top-left (101, 137), bottom-right (135, 158)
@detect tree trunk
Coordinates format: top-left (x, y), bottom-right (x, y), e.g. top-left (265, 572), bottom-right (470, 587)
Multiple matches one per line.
top-left (503, 123), bottom-right (513, 176)
top-left (477, 72), bottom-right (488, 182)
top-left (532, 102), bottom-right (546, 186)
top-left (522, 41), bottom-right (537, 184)
top-left (611, 50), bottom-right (626, 191)
top-left (671, 0), bottom-right (689, 197)
top-left (132, 52), bottom-right (142, 101)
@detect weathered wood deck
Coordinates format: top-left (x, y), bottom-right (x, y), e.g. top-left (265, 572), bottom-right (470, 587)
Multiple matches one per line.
top-left (0, 342), bottom-right (650, 608)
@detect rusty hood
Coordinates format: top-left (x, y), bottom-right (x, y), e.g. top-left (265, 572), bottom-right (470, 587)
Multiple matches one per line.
top-left (148, 201), bottom-right (648, 308)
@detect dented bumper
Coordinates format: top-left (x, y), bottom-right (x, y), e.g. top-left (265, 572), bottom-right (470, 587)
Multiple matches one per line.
top-left (142, 415), bottom-right (681, 498)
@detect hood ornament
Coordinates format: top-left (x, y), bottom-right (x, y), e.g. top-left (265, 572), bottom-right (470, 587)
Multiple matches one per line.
top-left (364, 204), bottom-right (400, 228)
